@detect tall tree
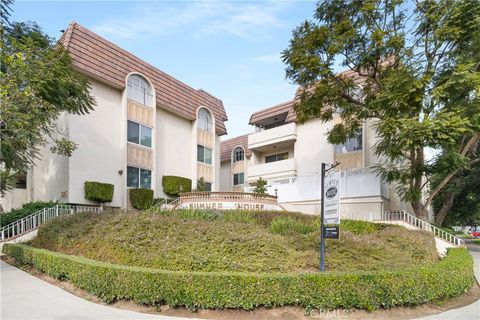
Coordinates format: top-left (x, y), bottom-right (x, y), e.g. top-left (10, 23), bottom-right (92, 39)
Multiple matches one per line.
top-left (0, 2), bottom-right (95, 195)
top-left (282, 0), bottom-right (480, 220)
top-left (433, 140), bottom-right (479, 226)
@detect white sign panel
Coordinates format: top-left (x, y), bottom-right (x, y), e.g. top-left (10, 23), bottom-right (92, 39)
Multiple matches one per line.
top-left (323, 170), bottom-right (340, 225)
top-left (177, 201), bottom-right (283, 211)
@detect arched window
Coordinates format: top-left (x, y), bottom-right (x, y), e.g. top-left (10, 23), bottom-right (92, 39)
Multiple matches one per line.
top-left (127, 74), bottom-right (153, 107)
top-left (233, 147), bottom-right (244, 162)
top-left (198, 108), bottom-right (213, 132)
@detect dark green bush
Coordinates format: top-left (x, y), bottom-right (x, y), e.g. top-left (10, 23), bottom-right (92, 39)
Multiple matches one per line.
top-left (162, 175), bottom-right (192, 196)
top-left (2, 244), bottom-right (473, 311)
top-left (84, 181), bottom-right (114, 203)
top-left (0, 201), bottom-right (56, 227)
top-left (129, 188), bottom-right (153, 210)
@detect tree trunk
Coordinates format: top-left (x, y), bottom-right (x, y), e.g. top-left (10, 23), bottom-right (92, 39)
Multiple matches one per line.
top-left (435, 191), bottom-right (455, 226)
top-left (411, 200), bottom-right (428, 221)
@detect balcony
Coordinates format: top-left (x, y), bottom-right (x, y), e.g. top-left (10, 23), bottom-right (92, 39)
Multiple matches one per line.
top-left (265, 167), bottom-right (389, 203)
top-left (248, 158), bottom-right (297, 181)
top-left (248, 122), bottom-right (296, 151)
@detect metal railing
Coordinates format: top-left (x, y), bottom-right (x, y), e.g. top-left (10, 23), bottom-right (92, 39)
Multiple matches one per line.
top-left (382, 211), bottom-right (465, 246)
top-left (147, 198), bottom-right (179, 212)
top-left (1, 205), bottom-right (103, 242)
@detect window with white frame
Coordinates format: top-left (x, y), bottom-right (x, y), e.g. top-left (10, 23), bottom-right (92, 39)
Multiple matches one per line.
top-left (265, 152), bottom-right (289, 163)
top-left (334, 128), bottom-right (363, 154)
top-left (233, 173), bottom-right (244, 185)
top-left (127, 120), bottom-right (152, 147)
top-left (127, 166), bottom-right (151, 189)
top-left (233, 147), bottom-right (244, 162)
top-left (127, 74), bottom-right (153, 107)
top-left (197, 108), bottom-right (213, 132)
top-left (197, 145), bottom-right (212, 164)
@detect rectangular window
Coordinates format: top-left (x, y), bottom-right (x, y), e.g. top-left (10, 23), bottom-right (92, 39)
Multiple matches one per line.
top-left (205, 182), bottom-right (212, 192)
top-left (127, 166), bottom-right (151, 189)
top-left (140, 169), bottom-right (151, 189)
top-left (140, 126), bottom-right (152, 147)
top-left (197, 145), bottom-right (212, 164)
top-left (334, 129), bottom-right (363, 154)
top-left (15, 173), bottom-right (27, 189)
top-left (127, 120), bottom-right (152, 148)
top-left (127, 121), bottom-right (139, 144)
top-left (265, 152), bottom-right (289, 163)
top-left (127, 166), bottom-right (139, 188)
top-left (233, 173), bottom-right (244, 185)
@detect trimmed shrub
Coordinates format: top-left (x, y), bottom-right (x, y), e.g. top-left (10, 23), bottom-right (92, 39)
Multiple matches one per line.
top-left (2, 244), bottom-right (474, 311)
top-left (162, 175), bottom-right (192, 196)
top-left (129, 188), bottom-right (153, 210)
top-left (84, 181), bottom-right (114, 203)
top-left (0, 201), bottom-right (56, 227)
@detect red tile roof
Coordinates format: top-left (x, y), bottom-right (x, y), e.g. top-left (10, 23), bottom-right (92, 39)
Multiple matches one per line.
top-left (59, 22), bottom-right (227, 135)
top-left (220, 134), bottom-right (252, 162)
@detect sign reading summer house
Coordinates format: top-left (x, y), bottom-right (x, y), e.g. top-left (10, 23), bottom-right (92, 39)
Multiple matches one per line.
top-left (323, 170), bottom-right (340, 224)
top-left (178, 202), bottom-right (282, 211)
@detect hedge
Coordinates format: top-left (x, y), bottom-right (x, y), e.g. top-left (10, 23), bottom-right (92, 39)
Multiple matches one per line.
top-left (84, 181), bottom-right (114, 203)
top-left (129, 188), bottom-right (153, 210)
top-left (2, 244), bottom-right (474, 311)
top-left (162, 175), bottom-right (192, 196)
top-left (0, 201), bottom-right (56, 227)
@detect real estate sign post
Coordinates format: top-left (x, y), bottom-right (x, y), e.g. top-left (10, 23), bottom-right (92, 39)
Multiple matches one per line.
top-left (320, 163), bottom-right (341, 272)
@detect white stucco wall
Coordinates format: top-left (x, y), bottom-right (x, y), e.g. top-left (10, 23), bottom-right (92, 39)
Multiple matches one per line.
top-left (28, 114), bottom-right (70, 204)
top-left (219, 160), bottom-right (232, 192)
top-left (0, 188), bottom-right (28, 213)
top-left (294, 118), bottom-right (335, 176)
top-left (67, 79), bottom-right (126, 207)
top-left (155, 108), bottom-right (194, 197)
top-left (214, 136), bottom-right (221, 191)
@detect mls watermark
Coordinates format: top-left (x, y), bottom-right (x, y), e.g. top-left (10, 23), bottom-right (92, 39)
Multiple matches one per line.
top-left (306, 308), bottom-right (346, 319)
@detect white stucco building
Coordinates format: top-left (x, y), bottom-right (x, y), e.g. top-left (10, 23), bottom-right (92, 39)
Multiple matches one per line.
top-left (220, 99), bottom-right (411, 219)
top-left (1, 23), bottom-right (228, 211)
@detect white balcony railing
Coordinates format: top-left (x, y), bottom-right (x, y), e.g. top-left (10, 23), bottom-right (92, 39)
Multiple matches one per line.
top-left (263, 167), bottom-right (388, 202)
top-left (248, 122), bottom-right (297, 150)
top-left (248, 158), bottom-right (297, 181)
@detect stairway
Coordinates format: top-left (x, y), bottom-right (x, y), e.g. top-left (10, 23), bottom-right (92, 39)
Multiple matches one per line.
top-left (378, 211), bottom-right (465, 247)
top-left (1, 205), bottom-right (103, 242)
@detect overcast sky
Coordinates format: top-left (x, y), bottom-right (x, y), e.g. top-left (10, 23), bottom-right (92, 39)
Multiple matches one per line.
top-left (12, 0), bottom-right (317, 139)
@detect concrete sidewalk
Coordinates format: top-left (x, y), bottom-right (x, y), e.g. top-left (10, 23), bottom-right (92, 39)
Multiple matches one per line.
top-left (0, 261), bottom-right (198, 320)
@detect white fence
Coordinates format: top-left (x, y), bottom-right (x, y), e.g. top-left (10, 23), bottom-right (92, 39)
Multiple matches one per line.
top-left (1, 205), bottom-right (103, 242)
top-left (382, 211), bottom-right (465, 246)
top-left (249, 168), bottom-right (388, 203)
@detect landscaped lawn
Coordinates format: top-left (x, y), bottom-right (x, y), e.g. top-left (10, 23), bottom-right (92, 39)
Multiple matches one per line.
top-left (30, 210), bottom-right (438, 273)
top-left (471, 239), bottom-right (480, 246)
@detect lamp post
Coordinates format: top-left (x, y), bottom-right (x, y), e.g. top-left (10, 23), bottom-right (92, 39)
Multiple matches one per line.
top-left (274, 188), bottom-right (278, 197)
